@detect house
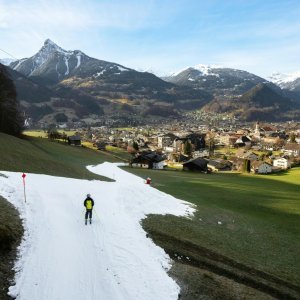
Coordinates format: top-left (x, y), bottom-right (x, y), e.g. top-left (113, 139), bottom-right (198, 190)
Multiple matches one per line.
top-left (219, 134), bottom-right (240, 147)
top-left (283, 144), bottom-right (300, 157)
top-left (68, 135), bottom-right (81, 146)
top-left (168, 153), bottom-right (189, 163)
top-left (173, 138), bottom-right (186, 153)
top-left (273, 158), bottom-right (291, 169)
top-left (193, 149), bottom-right (209, 158)
top-left (182, 157), bottom-right (208, 172)
top-left (157, 133), bottom-right (177, 148)
top-left (236, 149), bottom-right (259, 161)
top-left (251, 161), bottom-right (272, 174)
top-left (131, 151), bottom-right (166, 169)
top-left (95, 141), bottom-right (107, 151)
top-left (234, 136), bottom-right (251, 147)
top-left (153, 160), bottom-right (167, 170)
top-left (243, 151), bottom-right (259, 161)
top-left (261, 125), bottom-right (277, 136)
top-left (207, 159), bottom-right (232, 172)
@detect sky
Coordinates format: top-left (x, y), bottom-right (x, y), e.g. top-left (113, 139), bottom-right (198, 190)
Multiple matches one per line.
top-left (0, 0), bottom-right (300, 78)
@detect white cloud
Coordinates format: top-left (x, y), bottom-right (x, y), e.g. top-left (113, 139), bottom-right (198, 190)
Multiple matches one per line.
top-left (0, 0), bottom-right (175, 31)
top-left (0, 0), bottom-right (299, 77)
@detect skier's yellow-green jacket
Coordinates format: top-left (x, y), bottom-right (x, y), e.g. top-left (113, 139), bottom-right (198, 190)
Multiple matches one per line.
top-left (84, 197), bottom-right (94, 210)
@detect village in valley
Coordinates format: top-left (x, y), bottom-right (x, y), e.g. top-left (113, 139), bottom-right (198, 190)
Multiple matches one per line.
top-left (40, 112), bottom-right (300, 176)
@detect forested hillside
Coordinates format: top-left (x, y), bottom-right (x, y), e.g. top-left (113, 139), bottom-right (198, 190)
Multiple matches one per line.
top-left (0, 64), bottom-right (23, 136)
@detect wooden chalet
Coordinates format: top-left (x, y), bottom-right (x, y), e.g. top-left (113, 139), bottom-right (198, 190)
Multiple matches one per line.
top-left (182, 157), bottom-right (208, 172)
top-left (68, 135), bottom-right (81, 146)
top-left (131, 151), bottom-right (166, 169)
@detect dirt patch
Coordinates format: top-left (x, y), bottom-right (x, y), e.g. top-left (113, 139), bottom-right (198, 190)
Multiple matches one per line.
top-left (145, 229), bottom-right (300, 300)
top-left (171, 262), bottom-right (275, 300)
top-left (0, 196), bottom-right (23, 300)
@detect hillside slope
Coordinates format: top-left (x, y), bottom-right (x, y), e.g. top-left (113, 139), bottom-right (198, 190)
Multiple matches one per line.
top-left (0, 133), bottom-right (116, 180)
top-left (0, 163), bottom-right (193, 300)
top-left (203, 83), bottom-right (299, 121)
top-left (163, 65), bottom-right (269, 97)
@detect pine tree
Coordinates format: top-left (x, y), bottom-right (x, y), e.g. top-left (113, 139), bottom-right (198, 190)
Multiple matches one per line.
top-left (132, 141), bottom-right (139, 151)
top-left (184, 140), bottom-right (192, 156)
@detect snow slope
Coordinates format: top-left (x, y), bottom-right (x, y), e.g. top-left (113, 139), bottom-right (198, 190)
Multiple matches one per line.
top-left (0, 163), bottom-right (194, 300)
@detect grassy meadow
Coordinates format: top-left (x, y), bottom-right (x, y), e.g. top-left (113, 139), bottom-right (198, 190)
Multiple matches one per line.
top-left (123, 166), bottom-right (300, 297)
top-left (23, 129), bottom-right (77, 138)
top-left (0, 133), bottom-right (118, 180)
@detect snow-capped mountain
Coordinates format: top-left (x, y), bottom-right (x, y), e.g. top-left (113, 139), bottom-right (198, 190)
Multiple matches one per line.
top-left (163, 64), bottom-right (270, 97)
top-left (10, 39), bottom-right (132, 85)
top-left (7, 40), bottom-right (298, 123)
top-left (0, 58), bottom-right (17, 66)
top-left (7, 39), bottom-right (213, 122)
top-left (170, 64), bottom-right (224, 77)
top-left (269, 71), bottom-right (300, 92)
top-left (9, 39), bottom-right (209, 104)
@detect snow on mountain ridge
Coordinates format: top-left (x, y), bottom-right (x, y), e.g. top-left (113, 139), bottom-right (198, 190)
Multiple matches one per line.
top-left (170, 63), bottom-right (225, 77)
top-left (0, 58), bottom-right (17, 66)
top-left (11, 39), bottom-right (135, 81)
top-left (193, 64), bottom-right (224, 75)
top-left (11, 39), bottom-right (82, 76)
top-left (43, 39), bottom-right (70, 55)
top-left (269, 71), bottom-right (300, 85)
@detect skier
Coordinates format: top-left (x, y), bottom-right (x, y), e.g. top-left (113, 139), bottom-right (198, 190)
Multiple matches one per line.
top-left (145, 177), bottom-right (151, 185)
top-left (84, 193), bottom-right (94, 225)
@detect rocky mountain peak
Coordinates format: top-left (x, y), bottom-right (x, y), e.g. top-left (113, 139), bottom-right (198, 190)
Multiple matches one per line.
top-left (40, 39), bottom-right (68, 55)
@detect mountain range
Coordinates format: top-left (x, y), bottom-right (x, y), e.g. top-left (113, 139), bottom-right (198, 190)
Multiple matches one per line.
top-left (2, 39), bottom-right (300, 123)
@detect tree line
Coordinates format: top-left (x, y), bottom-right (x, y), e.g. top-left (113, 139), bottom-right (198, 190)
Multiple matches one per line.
top-left (0, 64), bottom-right (23, 136)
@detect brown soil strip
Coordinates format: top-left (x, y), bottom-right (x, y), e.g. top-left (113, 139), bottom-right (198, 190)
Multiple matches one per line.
top-left (146, 230), bottom-right (300, 300)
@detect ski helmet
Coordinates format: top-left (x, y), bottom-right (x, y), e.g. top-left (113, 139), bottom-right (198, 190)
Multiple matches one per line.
top-left (87, 193), bottom-right (91, 197)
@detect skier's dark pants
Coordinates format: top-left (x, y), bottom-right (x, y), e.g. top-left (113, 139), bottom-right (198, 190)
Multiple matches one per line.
top-left (85, 209), bottom-right (92, 220)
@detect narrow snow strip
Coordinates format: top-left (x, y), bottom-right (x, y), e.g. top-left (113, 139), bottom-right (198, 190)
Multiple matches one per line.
top-left (94, 68), bottom-right (106, 78)
top-left (64, 56), bottom-right (69, 75)
top-left (76, 54), bottom-right (81, 68)
top-left (12, 58), bottom-right (27, 70)
top-left (0, 163), bottom-right (194, 300)
top-left (117, 66), bottom-right (129, 72)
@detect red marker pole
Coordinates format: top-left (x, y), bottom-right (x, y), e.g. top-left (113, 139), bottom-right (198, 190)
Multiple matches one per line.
top-left (22, 173), bottom-right (27, 203)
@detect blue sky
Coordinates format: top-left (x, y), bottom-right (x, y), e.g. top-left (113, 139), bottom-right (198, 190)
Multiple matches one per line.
top-left (0, 0), bottom-right (300, 78)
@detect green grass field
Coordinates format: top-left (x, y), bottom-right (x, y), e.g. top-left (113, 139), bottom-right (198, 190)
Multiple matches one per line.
top-left (0, 133), bottom-right (119, 180)
top-left (123, 166), bottom-right (300, 293)
top-left (105, 145), bottom-right (132, 161)
top-left (23, 129), bottom-right (77, 138)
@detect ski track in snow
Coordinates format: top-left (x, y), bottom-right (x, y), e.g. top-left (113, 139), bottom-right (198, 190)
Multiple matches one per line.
top-left (0, 163), bottom-right (195, 300)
